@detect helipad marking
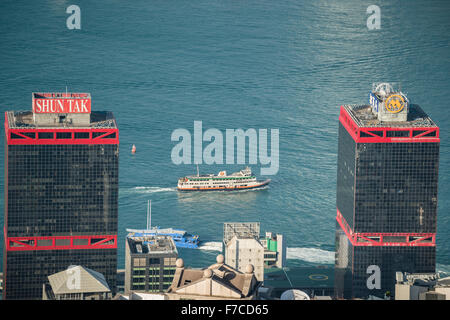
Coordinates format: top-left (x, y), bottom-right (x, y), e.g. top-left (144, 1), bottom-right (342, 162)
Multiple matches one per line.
top-left (308, 274), bottom-right (328, 281)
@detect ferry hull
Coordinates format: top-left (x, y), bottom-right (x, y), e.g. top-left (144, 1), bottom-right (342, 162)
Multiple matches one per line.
top-left (177, 179), bottom-right (270, 192)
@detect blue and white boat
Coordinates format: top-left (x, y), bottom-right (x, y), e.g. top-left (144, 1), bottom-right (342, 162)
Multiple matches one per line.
top-left (126, 200), bottom-right (200, 249)
top-left (126, 228), bottom-right (200, 249)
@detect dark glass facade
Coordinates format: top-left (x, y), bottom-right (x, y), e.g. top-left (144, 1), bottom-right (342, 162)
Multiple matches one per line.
top-left (335, 115), bottom-right (439, 299)
top-left (335, 223), bottom-right (436, 299)
top-left (354, 140), bottom-right (439, 234)
top-left (6, 144), bottom-right (118, 236)
top-left (4, 129), bottom-right (119, 299)
top-left (336, 123), bottom-right (357, 229)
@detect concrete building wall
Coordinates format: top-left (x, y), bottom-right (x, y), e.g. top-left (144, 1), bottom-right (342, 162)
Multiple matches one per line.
top-left (395, 284), bottom-right (431, 300)
top-left (125, 239), bottom-right (132, 294)
top-left (275, 234), bottom-right (286, 269)
top-left (225, 236), bottom-right (264, 282)
top-left (434, 287), bottom-right (450, 300)
top-left (419, 291), bottom-right (446, 300)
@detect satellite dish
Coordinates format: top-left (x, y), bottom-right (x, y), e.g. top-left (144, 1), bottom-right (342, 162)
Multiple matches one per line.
top-left (375, 83), bottom-right (394, 98)
top-left (280, 289), bottom-right (310, 300)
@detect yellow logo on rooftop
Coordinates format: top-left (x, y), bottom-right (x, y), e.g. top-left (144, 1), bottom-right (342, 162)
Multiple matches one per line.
top-left (385, 94), bottom-right (406, 113)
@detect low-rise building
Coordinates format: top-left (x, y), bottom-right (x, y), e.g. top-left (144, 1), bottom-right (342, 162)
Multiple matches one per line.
top-left (395, 272), bottom-right (450, 300)
top-left (125, 233), bottom-right (178, 294)
top-left (42, 265), bottom-right (111, 300)
top-left (225, 236), bottom-right (264, 282)
top-left (263, 266), bottom-right (334, 299)
top-left (223, 222), bottom-right (264, 281)
top-left (166, 255), bottom-right (261, 300)
top-left (223, 223), bottom-right (285, 280)
top-left (114, 292), bottom-right (168, 300)
top-left (261, 232), bottom-right (286, 269)
top-left (434, 276), bottom-right (450, 299)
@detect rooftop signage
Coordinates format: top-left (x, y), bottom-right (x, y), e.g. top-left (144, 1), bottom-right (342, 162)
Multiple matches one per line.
top-left (32, 92), bottom-right (91, 114)
top-left (385, 94), bottom-right (406, 114)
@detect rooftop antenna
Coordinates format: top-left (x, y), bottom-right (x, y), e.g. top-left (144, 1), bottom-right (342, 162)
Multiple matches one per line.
top-left (146, 200), bottom-right (151, 230)
top-left (282, 267), bottom-right (294, 289)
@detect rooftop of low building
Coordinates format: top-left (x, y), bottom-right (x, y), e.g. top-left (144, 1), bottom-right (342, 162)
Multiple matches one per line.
top-left (126, 234), bottom-right (178, 255)
top-left (47, 265), bottom-right (111, 295)
top-left (168, 255), bottom-right (261, 298)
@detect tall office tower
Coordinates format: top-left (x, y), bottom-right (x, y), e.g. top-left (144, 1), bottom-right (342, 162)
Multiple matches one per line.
top-left (3, 93), bottom-right (119, 299)
top-left (335, 83), bottom-right (440, 299)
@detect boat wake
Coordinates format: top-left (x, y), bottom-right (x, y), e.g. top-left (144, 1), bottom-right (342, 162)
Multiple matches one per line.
top-left (132, 186), bottom-right (177, 194)
top-left (198, 241), bottom-right (223, 252)
top-left (286, 247), bottom-right (334, 264)
top-left (196, 244), bottom-right (447, 270)
top-left (196, 244), bottom-right (334, 263)
top-left (437, 263), bottom-right (450, 276)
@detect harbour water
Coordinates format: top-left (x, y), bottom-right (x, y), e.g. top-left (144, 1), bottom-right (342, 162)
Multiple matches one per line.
top-left (0, 0), bottom-right (449, 272)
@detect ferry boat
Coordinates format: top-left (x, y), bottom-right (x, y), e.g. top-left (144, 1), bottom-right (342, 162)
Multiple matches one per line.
top-left (177, 166), bottom-right (270, 191)
top-left (126, 200), bottom-right (200, 249)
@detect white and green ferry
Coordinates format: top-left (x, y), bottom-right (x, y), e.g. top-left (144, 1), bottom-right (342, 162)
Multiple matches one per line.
top-left (177, 166), bottom-right (270, 191)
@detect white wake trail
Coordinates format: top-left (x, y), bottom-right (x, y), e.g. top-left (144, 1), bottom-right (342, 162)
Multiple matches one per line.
top-left (286, 247), bottom-right (334, 264)
top-left (437, 263), bottom-right (450, 276)
top-left (198, 241), bottom-right (223, 252)
top-left (133, 186), bottom-right (177, 193)
top-left (196, 244), bottom-right (334, 264)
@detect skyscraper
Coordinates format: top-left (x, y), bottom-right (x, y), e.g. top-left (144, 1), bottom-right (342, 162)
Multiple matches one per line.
top-left (334, 83), bottom-right (439, 299)
top-left (3, 92), bottom-right (119, 299)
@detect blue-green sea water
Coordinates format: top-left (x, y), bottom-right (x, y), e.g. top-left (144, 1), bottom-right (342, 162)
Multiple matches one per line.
top-left (0, 0), bottom-right (449, 272)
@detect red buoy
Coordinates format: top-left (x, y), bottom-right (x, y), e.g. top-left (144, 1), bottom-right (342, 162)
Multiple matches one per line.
top-left (131, 144), bottom-right (136, 154)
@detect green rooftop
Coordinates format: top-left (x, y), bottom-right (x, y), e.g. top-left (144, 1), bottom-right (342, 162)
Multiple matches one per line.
top-left (264, 266), bottom-right (334, 297)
